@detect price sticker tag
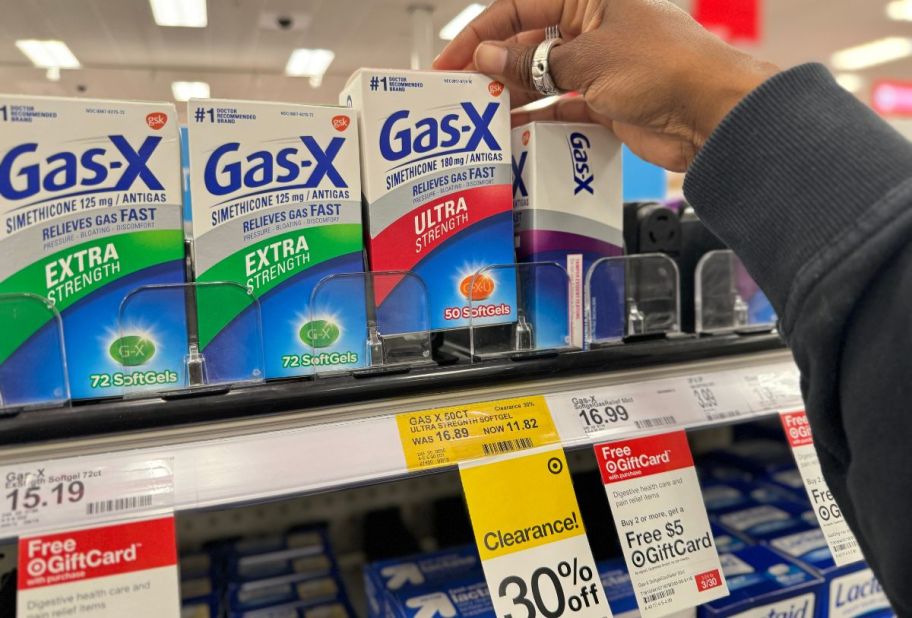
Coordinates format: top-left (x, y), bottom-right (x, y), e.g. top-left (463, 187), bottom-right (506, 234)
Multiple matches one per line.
top-left (0, 455), bottom-right (174, 536)
top-left (549, 382), bottom-right (682, 441)
top-left (460, 447), bottom-right (611, 618)
top-left (739, 365), bottom-right (802, 413)
top-left (594, 431), bottom-right (728, 617)
top-left (780, 411), bottom-right (863, 565)
top-left (682, 374), bottom-right (752, 424)
top-left (396, 396), bottom-right (559, 470)
top-left (17, 516), bottom-right (180, 617)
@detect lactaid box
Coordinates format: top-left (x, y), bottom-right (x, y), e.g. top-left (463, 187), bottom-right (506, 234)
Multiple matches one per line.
top-left (512, 122), bottom-right (623, 347)
top-left (385, 574), bottom-right (493, 618)
top-left (698, 546), bottom-right (821, 618)
top-left (767, 528), bottom-right (893, 617)
top-left (188, 100), bottom-right (366, 379)
top-left (363, 546), bottom-right (480, 617)
top-left (0, 95), bottom-right (185, 400)
top-left (341, 70), bottom-right (516, 333)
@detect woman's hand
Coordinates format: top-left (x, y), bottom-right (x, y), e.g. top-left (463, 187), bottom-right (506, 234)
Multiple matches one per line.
top-left (433, 0), bottom-right (778, 171)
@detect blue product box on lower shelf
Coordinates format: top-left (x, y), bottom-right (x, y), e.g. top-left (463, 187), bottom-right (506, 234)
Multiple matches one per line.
top-left (712, 500), bottom-right (816, 544)
top-left (363, 546), bottom-right (481, 618)
top-left (698, 545), bottom-right (822, 617)
top-left (766, 528), bottom-right (894, 617)
top-left (227, 571), bottom-right (343, 613)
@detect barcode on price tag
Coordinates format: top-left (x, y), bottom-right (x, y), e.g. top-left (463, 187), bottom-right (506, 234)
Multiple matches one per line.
top-left (86, 494), bottom-right (155, 516)
top-left (0, 455), bottom-right (174, 536)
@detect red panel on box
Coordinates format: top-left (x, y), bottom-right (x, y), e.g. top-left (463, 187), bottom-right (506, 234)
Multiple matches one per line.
top-left (19, 517), bottom-right (177, 590)
top-left (872, 80), bottom-right (912, 116)
top-left (694, 0), bottom-right (761, 43)
top-left (595, 430), bottom-right (694, 483)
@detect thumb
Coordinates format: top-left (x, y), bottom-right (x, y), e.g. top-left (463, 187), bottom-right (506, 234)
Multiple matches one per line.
top-left (474, 38), bottom-right (588, 100)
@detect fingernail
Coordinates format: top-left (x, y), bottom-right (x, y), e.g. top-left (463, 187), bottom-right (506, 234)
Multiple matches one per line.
top-left (432, 53), bottom-right (441, 68)
top-left (475, 43), bottom-right (508, 75)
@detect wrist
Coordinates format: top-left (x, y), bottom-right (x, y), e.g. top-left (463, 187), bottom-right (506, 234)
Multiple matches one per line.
top-left (692, 59), bottom-right (779, 151)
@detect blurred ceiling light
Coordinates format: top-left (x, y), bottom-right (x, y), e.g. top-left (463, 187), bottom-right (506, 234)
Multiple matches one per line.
top-left (150, 0), bottom-right (207, 27)
top-left (172, 81), bottom-right (210, 101)
top-left (46, 67), bottom-right (61, 82)
top-left (285, 48), bottom-right (335, 78)
top-left (439, 4), bottom-right (486, 41)
top-left (834, 73), bottom-right (863, 93)
top-left (886, 0), bottom-right (912, 21)
top-left (15, 39), bottom-right (80, 69)
top-left (831, 37), bottom-right (912, 71)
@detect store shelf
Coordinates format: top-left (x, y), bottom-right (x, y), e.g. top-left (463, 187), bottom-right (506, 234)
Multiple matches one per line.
top-left (0, 333), bottom-right (784, 446)
top-left (0, 337), bottom-right (801, 534)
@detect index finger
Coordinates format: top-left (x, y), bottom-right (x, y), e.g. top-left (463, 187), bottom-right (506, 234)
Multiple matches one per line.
top-left (434, 0), bottom-right (567, 70)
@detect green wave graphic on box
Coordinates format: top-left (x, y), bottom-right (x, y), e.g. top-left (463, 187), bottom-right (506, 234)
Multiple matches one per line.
top-left (0, 230), bottom-right (184, 365)
top-left (196, 223), bottom-right (362, 351)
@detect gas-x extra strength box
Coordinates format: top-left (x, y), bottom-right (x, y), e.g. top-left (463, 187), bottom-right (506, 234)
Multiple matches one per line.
top-left (341, 70), bottom-right (516, 333)
top-left (0, 95), bottom-right (185, 401)
top-left (188, 100), bottom-right (366, 379)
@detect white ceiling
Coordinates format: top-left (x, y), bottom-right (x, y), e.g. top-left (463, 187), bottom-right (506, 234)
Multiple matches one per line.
top-left (0, 0), bottom-right (910, 121)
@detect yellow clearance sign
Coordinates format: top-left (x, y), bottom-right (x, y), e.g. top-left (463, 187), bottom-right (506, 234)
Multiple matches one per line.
top-left (396, 395), bottom-right (559, 470)
top-left (460, 447), bottom-right (586, 561)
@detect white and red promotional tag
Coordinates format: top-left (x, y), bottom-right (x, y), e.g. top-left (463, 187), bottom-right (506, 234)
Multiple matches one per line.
top-left (18, 516), bottom-right (180, 617)
top-left (595, 431), bottom-right (728, 617)
top-left (780, 411), bottom-right (863, 565)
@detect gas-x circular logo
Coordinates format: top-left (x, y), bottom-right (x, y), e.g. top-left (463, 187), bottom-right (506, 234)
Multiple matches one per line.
top-left (109, 335), bottom-right (156, 366)
top-left (299, 319), bottom-right (341, 348)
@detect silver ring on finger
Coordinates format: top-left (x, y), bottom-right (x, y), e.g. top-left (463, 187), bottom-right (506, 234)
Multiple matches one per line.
top-left (531, 37), bottom-right (563, 96)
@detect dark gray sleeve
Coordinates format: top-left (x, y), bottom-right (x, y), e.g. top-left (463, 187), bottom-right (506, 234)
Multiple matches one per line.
top-left (683, 63), bottom-right (912, 612)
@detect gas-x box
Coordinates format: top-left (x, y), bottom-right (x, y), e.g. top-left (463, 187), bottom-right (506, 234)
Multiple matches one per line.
top-left (188, 99), bottom-right (366, 379)
top-left (341, 69), bottom-right (516, 333)
top-left (512, 122), bottom-right (623, 347)
top-left (0, 95), bottom-right (185, 401)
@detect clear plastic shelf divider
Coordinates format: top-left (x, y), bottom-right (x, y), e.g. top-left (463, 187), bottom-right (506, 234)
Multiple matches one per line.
top-left (586, 253), bottom-right (681, 347)
top-left (695, 250), bottom-right (777, 335)
top-left (117, 282), bottom-right (265, 398)
top-left (309, 271), bottom-right (433, 376)
top-left (0, 293), bottom-right (70, 412)
top-left (468, 262), bottom-right (578, 361)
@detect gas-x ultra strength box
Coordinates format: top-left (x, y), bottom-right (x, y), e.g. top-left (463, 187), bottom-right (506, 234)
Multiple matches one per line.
top-left (341, 69), bottom-right (516, 333)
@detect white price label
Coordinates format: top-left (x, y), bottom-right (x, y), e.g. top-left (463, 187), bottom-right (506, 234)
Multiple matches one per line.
top-left (461, 448), bottom-right (611, 618)
top-left (682, 374), bottom-right (752, 423)
top-left (738, 365), bottom-right (802, 413)
top-left (780, 411), bottom-right (863, 566)
top-left (0, 455), bottom-right (174, 535)
top-left (595, 432), bottom-right (728, 617)
top-left (549, 382), bottom-right (685, 442)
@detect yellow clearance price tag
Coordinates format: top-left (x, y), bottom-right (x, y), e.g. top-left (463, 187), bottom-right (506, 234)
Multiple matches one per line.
top-left (396, 395), bottom-right (559, 471)
top-left (460, 447), bottom-right (613, 618)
